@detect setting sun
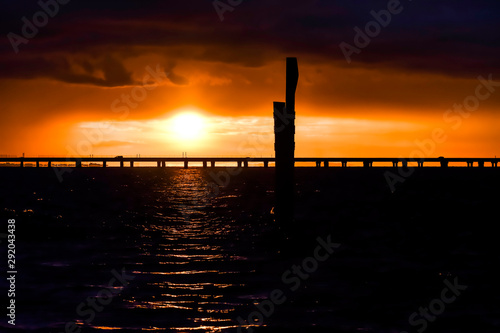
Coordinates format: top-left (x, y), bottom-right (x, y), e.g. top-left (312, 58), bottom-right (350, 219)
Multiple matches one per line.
top-left (170, 112), bottom-right (206, 140)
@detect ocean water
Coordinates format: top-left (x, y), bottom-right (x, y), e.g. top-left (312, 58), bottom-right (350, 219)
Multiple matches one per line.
top-left (0, 167), bottom-right (499, 332)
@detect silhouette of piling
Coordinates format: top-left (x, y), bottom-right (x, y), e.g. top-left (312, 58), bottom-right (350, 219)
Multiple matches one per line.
top-left (274, 57), bottom-right (298, 228)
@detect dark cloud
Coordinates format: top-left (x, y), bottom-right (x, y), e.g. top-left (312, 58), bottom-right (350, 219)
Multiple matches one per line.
top-left (0, 53), bottom-right (134, 86)
top-left (164, 62), bottom-right (189, 85)
top-left (0, 0), bottom-right (499, 85)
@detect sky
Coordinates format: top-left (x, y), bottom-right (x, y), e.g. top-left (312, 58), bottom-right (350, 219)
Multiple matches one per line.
top-left (0, 0), bottom-right (499, 158)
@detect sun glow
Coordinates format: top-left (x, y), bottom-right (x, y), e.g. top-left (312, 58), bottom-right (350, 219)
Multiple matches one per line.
top-left (170, 112), bottom-right (206, 140)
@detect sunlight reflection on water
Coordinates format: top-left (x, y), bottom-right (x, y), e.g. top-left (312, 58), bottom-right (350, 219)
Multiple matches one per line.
top-left (125, 169), bottom-right (247, 331)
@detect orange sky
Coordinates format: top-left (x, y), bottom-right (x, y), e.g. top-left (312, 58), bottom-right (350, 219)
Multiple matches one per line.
top-left (1, 58), bottom-right (499, 158)
top-left (1, 2), bottom-right (499, 158)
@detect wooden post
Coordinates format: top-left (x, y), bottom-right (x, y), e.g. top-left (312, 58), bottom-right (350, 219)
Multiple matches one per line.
top-left (274, 57), bottom-right (298, 228)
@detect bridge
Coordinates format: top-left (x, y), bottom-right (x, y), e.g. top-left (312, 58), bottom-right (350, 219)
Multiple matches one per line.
top-left (0, 156), bottom-right (498, 168)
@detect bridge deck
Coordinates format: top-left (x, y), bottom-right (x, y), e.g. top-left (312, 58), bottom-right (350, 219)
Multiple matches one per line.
top-left (0, 157), bottom-right (498, 168)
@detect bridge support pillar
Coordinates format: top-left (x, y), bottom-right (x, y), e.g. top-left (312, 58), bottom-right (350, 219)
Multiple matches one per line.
top-left (157, 161), bottom-right (161, 168)
top-left (324, 161), bottom-right (329, 168)
top-left (36, 161), bottom-right (40, 168)
top-left (316, 161), bottom-right (321, 167)
top-left (440, 160), bottom-right (449, 168)
top-left (264, 161), bottom-right (268, 168)
top-left (120, 161), bottom-right (124, 168)
top-left (76, 160), bottom-right (82, 168)
top-left (341, 161), bottom-right (347, 167)
top-left (478, 161), bottom-right (484, 167)
top-left (392, 161), bottom-right (398, 168)
top-left (130, 161), bottom-right (134, 167)
top-left (492, 161), bottom-right (498, 167)
top-left (48, 161), bottom-right (51, 167)
top-left (162, 161), bottom-right (165, 167)
top-left (363, 161), bottom-right (372, 168)
top-left (237, 161), bottom-right (242, 168)
top-left (184, 160), bottom-right (188, 169)
top-left (203, 161), bottom-right (207, 168)
top-left (244, 160), bottom-right (249, 168)
top-left (467, 161), bottom-right (473, 167)
top-left (211, 161), bottom-right (215, 167)
top-left (401, 160), bottom-right (408, 168)
top-left (417, 161), bottom-right (424, 168)
top-left (103, 161), bottom-right (106, 168)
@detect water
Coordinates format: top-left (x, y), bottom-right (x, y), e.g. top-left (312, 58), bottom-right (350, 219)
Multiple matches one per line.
top-left (0, 168), bottom-right (499, 332)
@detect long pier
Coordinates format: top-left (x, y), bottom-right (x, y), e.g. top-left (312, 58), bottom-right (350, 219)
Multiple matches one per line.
top-left (0, 156), bottom-right (498, 168)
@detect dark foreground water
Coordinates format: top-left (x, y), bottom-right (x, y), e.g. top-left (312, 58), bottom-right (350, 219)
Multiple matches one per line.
top-left (0, 167), bottom-right (499, 332)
